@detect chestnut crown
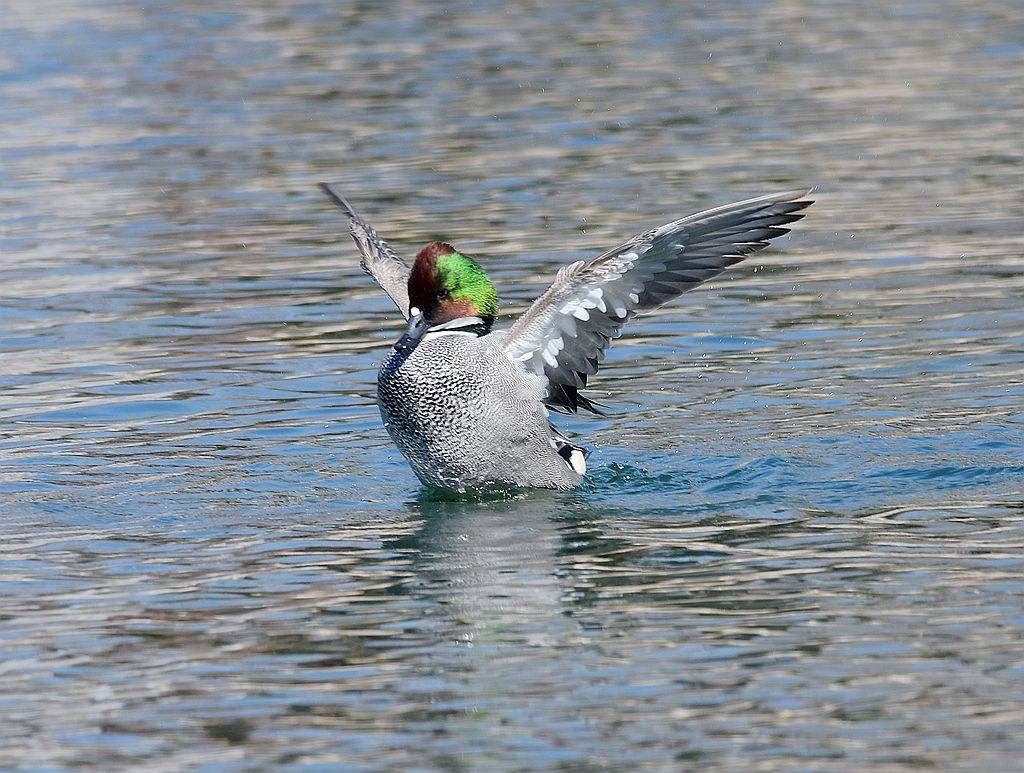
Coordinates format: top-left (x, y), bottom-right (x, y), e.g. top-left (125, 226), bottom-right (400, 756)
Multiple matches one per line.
top-left (408, 242), bottom-right (498, 326)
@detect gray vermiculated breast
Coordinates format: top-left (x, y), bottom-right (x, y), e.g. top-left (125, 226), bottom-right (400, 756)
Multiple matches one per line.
top-left (376, 334), bottom-right (579, 490)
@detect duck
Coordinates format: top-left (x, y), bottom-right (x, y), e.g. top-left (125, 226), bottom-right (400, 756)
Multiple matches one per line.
top-left (320, 183), bottom-right (813, 492)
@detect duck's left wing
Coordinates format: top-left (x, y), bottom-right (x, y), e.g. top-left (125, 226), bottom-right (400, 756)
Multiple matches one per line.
top-left (502, 189), bottom-right (814, 414)
top-left (319, 183), bottom-right (411, 319)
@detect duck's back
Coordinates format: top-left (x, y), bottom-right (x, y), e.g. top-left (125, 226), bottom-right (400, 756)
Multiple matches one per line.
top-left (376, 333), bottom-right (579, 490)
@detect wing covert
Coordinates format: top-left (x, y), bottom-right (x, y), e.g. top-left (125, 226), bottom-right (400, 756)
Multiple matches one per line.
top-left (503, 188), bottom-right (814, 414)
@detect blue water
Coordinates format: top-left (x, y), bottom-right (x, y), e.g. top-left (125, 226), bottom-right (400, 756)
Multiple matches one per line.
top-left (1, 0), bottom-right (1023, 768)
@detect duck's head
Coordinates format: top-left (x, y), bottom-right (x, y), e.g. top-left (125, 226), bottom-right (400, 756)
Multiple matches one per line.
top-left (397, 242), bottom-right (498, 352)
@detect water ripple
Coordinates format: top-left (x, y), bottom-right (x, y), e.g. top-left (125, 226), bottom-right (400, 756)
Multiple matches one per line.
top-left (1, 0), bottom-right (1023, 768)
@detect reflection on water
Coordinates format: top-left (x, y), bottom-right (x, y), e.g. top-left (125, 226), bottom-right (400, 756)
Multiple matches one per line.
top-left (1, 0), bottom-right (1023, 767)
top-left (3, 496), bottom-right (1021, 767)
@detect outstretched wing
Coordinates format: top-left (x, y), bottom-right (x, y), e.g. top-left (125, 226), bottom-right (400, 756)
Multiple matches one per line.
top-left (319, 183), bottom-right (411, 318)
top-left (503, 189), bottom-right (814, 414)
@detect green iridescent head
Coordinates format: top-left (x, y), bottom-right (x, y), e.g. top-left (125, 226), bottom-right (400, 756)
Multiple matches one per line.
top-left (409, 242), bottom-right (498, 327)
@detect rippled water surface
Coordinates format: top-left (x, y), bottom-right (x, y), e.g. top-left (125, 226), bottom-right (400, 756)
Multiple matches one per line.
top-left (2, 0), bottom-right (1023, 768)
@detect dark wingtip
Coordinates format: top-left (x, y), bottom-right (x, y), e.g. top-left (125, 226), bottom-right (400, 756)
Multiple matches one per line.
top-left (318, 182), bottom-right (358, 218)
top-left (779, 186), bottom-right (815, 200)
top-left (793, 186), bottom-right (815, 208)
top-left (575, 392), bottom-right (608, 416)
top-left (547, 382), bottom-right (608, 416)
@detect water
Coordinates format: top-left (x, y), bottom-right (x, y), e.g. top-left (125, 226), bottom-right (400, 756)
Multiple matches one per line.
top-left (2, 0), bottom-right (1023, 768)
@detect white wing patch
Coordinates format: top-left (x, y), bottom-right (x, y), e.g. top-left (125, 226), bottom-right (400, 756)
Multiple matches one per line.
top-left (562, 288), bottom-right (606, 322)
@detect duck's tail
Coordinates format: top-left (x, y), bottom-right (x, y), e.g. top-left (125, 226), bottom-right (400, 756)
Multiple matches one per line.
top-left (549, 423), bottom-right (589, 476)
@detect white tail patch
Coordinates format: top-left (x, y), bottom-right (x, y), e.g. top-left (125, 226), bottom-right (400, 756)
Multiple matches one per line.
top-left (569, 449), bottom-right (587, 475)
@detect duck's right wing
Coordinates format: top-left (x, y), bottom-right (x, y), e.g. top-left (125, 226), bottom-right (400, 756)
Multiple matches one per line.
top-left (502, 189), bottom-right (814, 414)
top-left (319, 183), bottom-right (411, 319)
